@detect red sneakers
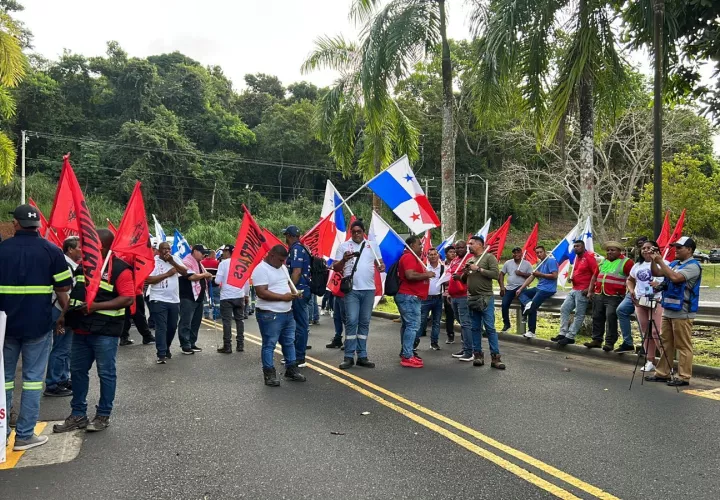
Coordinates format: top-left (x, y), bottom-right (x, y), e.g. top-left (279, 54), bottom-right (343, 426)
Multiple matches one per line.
top-left (400, 356), bottom-right (424, 368)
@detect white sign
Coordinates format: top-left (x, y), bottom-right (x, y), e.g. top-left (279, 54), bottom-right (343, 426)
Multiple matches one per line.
top-left (1, 311), bottom-right (7, 464)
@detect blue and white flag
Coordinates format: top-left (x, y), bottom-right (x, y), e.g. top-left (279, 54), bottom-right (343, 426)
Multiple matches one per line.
top-left (367, 155), bottom-right (441, 234)
top-left (152, 214), bottom-right (166, 243)
top-left (578, 216), bottom-right (594, 254)
top-left (436, 231), bottom-right (457, 260)
top-left (475, 219), bottom-right (491, 241)
top-left (368, 211), bottom-right (406, 267)
top-left (171, 229), bottom-right (191, 260)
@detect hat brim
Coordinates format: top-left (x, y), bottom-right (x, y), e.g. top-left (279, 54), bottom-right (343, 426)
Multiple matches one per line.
top-left (18, 220), bottom-right (41, 228)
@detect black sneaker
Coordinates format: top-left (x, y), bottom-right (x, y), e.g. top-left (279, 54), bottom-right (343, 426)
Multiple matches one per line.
top-left (667, 378), bottom-right (689, 387)
top-left (306, 345), bottom-right (312, 350)
top-left (458, 352), bottom-right (474, 362)
top-left (156, 357), bottom-right (167, 364)
top-left (142, 335), bottom-right (156, 345)
top-left (356, 357), bottom-right (375, 368)
top-left (53, 415), bottom-right (89, 433)
top-left (431, 343), bottom-right (441, 350)
top-left (44, 386), bottom-right (73, 397)
top-left (284, 364), bottom-right (307, 382)
top-left (602, 344), bottom-right (613, 352)
top-left (557, 337), bottom-right (575, 347)
top-left (451, 350), bottom-right (465, 358)
top-left (445, 335), bottom-right (455, 344)
top-left (614, 344), bottom-right (634, 353)
top-left (191, 345), bottom-right (202, 352)
top-left (550, 334), bottom-right (565, 342)
top-left (166, 351), bottom-right (173, 359)
top-left (326, 338), bottom-right (343, 349)
top-left (182, 348), bottom-right (195, 355)
top-left (217, 346), bottom-right (232, 354)
top-left (339, 357), bottom-right (355, 370)
top-left (86, 415), bottom-right (110, 432)
top-left (236, 344), bottom-right (244, 352)
top-left (119, 338), bottom-right (134, 346)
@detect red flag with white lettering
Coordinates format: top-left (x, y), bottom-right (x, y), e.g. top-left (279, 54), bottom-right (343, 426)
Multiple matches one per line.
top-left (62, 155), bottom-right (103, 309)
top-left (300, 213), bottom-right (335, 257)
top-left (227, 206), bottom-right (273, 289)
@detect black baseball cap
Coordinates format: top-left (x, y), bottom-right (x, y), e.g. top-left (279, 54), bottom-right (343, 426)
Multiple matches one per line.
top-left (192, 244), bottom-right (208, 254)
top-left (282, 225), bottom-right (301, 237)
top-left (10, 204), bottom-right (41, 228)
top-left (220, 244), bottom-right (235, 253)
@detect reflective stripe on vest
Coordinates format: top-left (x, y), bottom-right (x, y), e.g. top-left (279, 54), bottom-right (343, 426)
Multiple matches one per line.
top-left (96, 309), bottom-right (126, 317)
top-left (598, 258), bottom-right (628, 295)
top-left (53, 269), bottom-right (72, 283)
top-left (0, 285), bottom-right (54, 294)
top-left (99, 281), bottom-right (114, 292)
top-left (76, 275), bottom-right (86, 283)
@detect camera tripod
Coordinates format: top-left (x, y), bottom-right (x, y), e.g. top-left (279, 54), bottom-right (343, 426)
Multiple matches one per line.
top-left (629, 295), bottom-right (679, 392)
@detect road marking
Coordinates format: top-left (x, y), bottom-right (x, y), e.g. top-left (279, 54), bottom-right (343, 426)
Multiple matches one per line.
top-left (202, 319), bottom-right (619, 499)
top-left (684, 387), bottom-right (720, 401)
top-left (1, 422), bottom-right (48, 470)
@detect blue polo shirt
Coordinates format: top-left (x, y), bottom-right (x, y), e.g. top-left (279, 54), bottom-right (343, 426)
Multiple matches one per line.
top-left (286, 241), bottom-right (311, 294)
top-left (536, 256), bottom-right (559, 293)
top-left (0, 230), bottom-right (74, 339)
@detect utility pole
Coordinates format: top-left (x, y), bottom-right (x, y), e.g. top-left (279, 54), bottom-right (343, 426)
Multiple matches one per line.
top-left (484, 177), bottom-right (489, 224)
top-left (20, 130), bottom-right (27, 204)
top-left (424, 178), bottom-right (429, 197)
top-left (652, 0), bottom-right (664, 238)
top-left (463, 173), bottom-right (468, 237)
top-left (210, 180), bottom-right (217, 216)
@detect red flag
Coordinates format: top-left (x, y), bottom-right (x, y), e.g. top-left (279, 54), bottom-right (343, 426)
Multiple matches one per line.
top-left (111, 182), bottom-right (154, 302)
top-left (262, 228), bottom-right (286, 250)
top-left (327, 269), bottom-right (343, 297)
top-left (107, 219), bottom-right (118, 236)
top-left (48, 164), bottom-right (79, 240)
top-left (656, 211), bottom-right (671, 255)
top-left (61, 155), bottom-right (103, 309)
top-left (521, 223), bottom-right (539, 264)
top-left (346, 216), bottom-right (357, 241)
top-left (664, 209), bottom-right (686, 262)
top-left (485, 216), bottom-right (512, 260)
top-left (300, 213), bottom-right (335, 257)
top-left (227, 206), bottom-right (273, 289)
top-left (28, 197), bottom-right (62, 248)
top-left (420, 230), bottom-right (431, 263)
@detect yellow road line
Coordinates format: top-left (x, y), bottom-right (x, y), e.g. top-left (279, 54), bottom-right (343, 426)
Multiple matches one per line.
top-left (202, 319), bottom-right (617, 499)
top-left (201, 320), bottom-right (580, 499)
top-left (1, 421), bottom-right (48, 470)
top-left (684, 388), bottom-right (720, 401)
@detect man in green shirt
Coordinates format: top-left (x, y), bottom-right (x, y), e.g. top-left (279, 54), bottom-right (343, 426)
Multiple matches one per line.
top-left (462, 235), bottom-right (505, 369)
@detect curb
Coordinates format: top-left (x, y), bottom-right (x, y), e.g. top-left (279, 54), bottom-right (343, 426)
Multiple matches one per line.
top-left (371, 311), bottom-right (720, 380)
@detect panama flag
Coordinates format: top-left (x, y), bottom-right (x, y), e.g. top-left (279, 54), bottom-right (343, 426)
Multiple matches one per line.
top-left (436, 231), bottom-right (456, 260)
top-left (368, 211), bottom-right (407, 306)
top-left (171, 229), bottom-right (191, 260)
top-left (153, 214), bottom-right (167, 242)
top-left (367, 155), bottom-right (440, 234)
top-left (555, 217), bottom-right (594, 288)
top-left (319, 180), bottom-right (348, 263)
top-left (551, 223), bottom-right (581, 287)
top-left (475, 218), bottom-right (492, 241)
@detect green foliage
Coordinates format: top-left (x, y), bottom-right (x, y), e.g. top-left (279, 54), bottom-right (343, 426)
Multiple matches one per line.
top-left (628, 149), bottom-right (720, 239)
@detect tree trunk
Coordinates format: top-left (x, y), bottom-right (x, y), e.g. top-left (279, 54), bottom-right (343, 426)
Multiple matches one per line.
top-left (438, 0), bottom-right (456, 239)
top-left (577, 75), bottom-right (594, 229)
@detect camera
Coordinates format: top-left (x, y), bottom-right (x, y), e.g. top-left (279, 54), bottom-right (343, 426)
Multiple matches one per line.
top-left (654, 281), bottom-right (668, 292)
top-left (352, 251), bottom-right (361, 258)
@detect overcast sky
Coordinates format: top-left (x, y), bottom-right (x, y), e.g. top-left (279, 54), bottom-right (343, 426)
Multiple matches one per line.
top-left (17, 0), bottom-right (718, 152)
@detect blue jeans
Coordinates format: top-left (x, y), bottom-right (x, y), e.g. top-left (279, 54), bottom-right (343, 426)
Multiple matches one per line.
top-left (616, 294), bottom-right (635, 346)
top-left (501, 288), bottom-right (520, 329)
top-left (333, 296), bottom-right (345, 341)
top-left (396, 293), bottom-right (422, 358)
top-left (518, 288), bottom-right (556, 333)
top-left (559, 290), bottom-right (589, 339)
top-left (150, 301), bottom-right (180, 358)
top-left (4, 332), bottom-right (52, 439)
top-left (307, 294), bottom-right (320, 322)
top-left (452, 296), bottom-right (473, 355)
top-left (46, 307), bottom-right (73, 390)
top-left (256, 310), bottom-right (296, 369)
top-left (469, 296), bottom-right (500, 354)
top-left (418, 295), bottom-right (443, 344)
top-left (343, 289), bottom-right (375, 359)
top-left (179, 298), bottom-right (203, 349)
top-left (292, 292), bottom-right (312, 359)
top-left (70, 334), bottom-right (120, 417)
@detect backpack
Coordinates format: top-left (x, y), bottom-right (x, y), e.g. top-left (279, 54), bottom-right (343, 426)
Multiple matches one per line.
top-left (384, 261), bottom-right (401, 296)
top-left (297, 243), bottom-right (329, 296)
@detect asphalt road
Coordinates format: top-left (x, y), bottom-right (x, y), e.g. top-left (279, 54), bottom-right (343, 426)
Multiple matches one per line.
top-left (2, 314), bottom-right (720, 499)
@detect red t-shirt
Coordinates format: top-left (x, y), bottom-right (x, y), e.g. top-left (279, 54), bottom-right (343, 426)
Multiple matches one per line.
top-left (398, 250), bottom-right (429, 300)
top-left (447, 255), bottom-right (468, 298)
top-left (571, 252), bottom-right (598, 291)
top-left (201, 257), bottom-right (219, 272)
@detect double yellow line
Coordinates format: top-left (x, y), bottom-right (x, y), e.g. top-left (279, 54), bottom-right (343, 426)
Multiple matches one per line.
top-left (201, 318), bottom-right (619, 500)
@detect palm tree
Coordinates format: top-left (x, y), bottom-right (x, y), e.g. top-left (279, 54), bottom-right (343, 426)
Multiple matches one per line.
top-left (0, 10), bottom-right (26, 184)
top-left (471, 0), bottom-right (626, 225)
top-left (301, 35), bottom-right (419, 211)
top-left (350, 0), bottom-right (456, 237)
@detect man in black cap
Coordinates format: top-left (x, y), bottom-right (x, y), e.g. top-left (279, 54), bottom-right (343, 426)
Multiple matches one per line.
top-left (2, 205), bottom-right (73, 450)
top-left (283, 225), bottom-right (313, 367)
top-left (178, 244), bottom-right (213, 355)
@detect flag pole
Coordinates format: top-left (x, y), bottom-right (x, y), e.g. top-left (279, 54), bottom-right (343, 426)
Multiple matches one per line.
top-left (372, 211), bottom-right (426, 267)
top-left (281, 265), bottom-right (299, 295)
top-left (329, 180), bottom-right (355, 218)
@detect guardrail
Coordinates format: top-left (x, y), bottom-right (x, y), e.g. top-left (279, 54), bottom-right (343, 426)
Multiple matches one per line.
top-left (498, 293), bottom-right (720, 335)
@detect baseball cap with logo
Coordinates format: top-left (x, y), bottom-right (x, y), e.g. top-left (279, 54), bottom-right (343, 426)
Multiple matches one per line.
top-left (282, 225), bottom-right (301, 237)
top-left (10, 204), bottom-right (41, 228)
top-left (672, 236), bottom-right (696, 251)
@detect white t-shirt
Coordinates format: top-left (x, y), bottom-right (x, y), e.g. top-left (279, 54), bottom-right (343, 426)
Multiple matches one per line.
top-left (215, 258), bottom-right (249, 300)
top-left (53, 254), bottom-right (79, 311)
top-left (335, 239), bottom-right (380, 291)
top-left (629, 261), bottom-right (665, 300)
top-left (148, 255), bottom-right (184, 303)
top-left (251, 261), bottom-right (292, 313)
top-left (426, 262), bottom-right (444, 296)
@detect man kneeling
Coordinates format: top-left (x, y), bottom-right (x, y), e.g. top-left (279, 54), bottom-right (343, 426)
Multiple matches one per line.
top-left (252, 245), bottom-right (306, 386)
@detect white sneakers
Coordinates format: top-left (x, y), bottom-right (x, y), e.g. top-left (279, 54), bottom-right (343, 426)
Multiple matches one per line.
top-left (523, 331), bottom-right (536, 338)
top-left (641, 361), bottom-right (656, 372)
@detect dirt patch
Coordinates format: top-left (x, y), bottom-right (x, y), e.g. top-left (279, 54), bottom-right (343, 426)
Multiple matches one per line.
top-left (0, 221), bottom-right (14, 240)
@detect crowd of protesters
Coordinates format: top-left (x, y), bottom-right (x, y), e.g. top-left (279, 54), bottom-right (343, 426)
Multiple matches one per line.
top-left (1, 204), bottom-right (704, 450)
